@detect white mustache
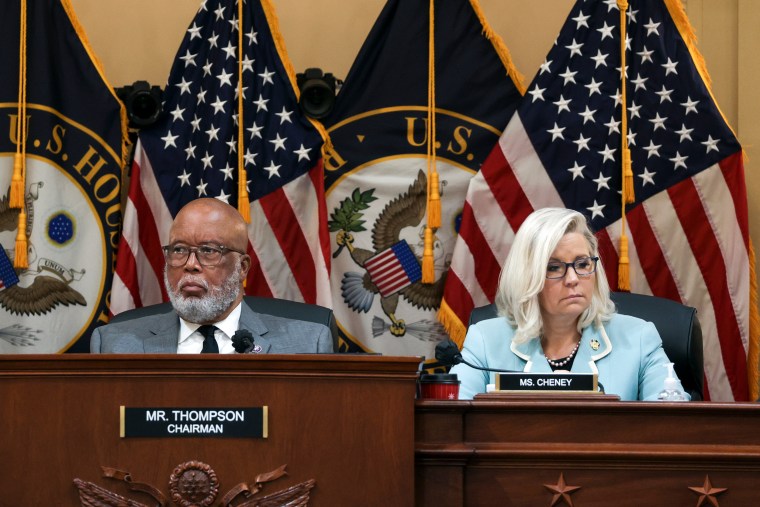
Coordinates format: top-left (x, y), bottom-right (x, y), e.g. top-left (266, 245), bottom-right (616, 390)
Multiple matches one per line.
top-left (178, 275), bottom-right (209, 291)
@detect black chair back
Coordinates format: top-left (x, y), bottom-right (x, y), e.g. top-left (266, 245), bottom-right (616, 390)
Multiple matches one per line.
top-left (468, 292), bottom-right (704, 400)
top-left (109, 296), bottom-right (338, 352)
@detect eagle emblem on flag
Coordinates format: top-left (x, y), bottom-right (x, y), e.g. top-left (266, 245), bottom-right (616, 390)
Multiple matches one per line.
top-left (332, 170), bottom-right (449, 341)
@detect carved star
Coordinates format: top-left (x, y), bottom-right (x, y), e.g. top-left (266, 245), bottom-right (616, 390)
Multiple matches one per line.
top-left (688, 475), bottom-right (727, 507)
top-left (544, 473), bottom-right (581, 507)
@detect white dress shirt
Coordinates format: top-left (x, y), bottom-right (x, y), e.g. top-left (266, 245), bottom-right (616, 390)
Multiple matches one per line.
top-left (176, 302), bottom-right (243, 354)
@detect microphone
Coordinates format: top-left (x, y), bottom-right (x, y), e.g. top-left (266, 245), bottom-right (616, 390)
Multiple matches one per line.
top-left (435, 339), bottom-right (516, 373)
top-left (231, 329), bottom-right (254, 353)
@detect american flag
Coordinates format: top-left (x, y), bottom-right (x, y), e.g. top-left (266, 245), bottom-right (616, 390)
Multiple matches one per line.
top-left (364, 240), bottom-right (422, 298)
top-left (440, 0), bottom-right (756, 401)
top-left (111, 0), bottom-right (331, 313)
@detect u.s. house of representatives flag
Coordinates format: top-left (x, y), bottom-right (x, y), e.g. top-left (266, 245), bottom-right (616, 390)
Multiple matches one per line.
top-left (111, 0), bottom-right (331, 312)
top-left (322, 0), bottom-right (523, 361)
top-left (440, 0), bottom-right (757, 401)
top-left (0, 0), bottom-right (127, 353)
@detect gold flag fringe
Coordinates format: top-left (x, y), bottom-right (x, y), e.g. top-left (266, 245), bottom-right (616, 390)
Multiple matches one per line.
top-left (438, 298), bottom-right (467, 348)
top-left (667, 0), bottom-right (756, 399)
top-left (260, 0), bottom-right (332, 199)
top-left (748, 240), bottom-right (760, 401)
top-left (468, 0), bottom-right (526, 95)
top-left (437, 0), bottom-right (528, 339)
top-left (664, 0), bottom-right (738, 138)
top-left (61, 0), bottom-right (130, 169)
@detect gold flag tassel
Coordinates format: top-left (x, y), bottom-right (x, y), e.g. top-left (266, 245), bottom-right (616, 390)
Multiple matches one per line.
top-left (13, 0), bottom-right (29, 268)
top-left (618, 0), bottom-right (634, 205)
top-left (422, 0), bottom-right (439, 283)
top-left (616, 0), bottom-right (632, 290)
top-left (236, 0), bottom-right (251, 223)
top-left (618, 227), bottom-right (631, 291)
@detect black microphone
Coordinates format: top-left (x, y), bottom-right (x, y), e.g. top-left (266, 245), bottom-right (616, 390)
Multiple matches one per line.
top-left (435, 339), bottom-right (516, 373)
top-left (231, 329), bottom-right (254, 353)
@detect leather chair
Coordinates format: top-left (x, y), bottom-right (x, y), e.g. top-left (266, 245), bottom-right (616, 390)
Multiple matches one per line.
top-left (468, 292), bottom-right (704, 400)
top-left (109, 296), bottom-right (339, 352)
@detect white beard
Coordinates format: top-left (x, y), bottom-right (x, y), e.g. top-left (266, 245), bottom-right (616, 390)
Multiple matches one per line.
top-left (164, 262), bottom-right (242, 323)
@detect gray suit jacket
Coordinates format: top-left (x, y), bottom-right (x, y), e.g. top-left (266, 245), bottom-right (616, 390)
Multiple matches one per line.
top-left (90, 301), bottom-right (333, 354)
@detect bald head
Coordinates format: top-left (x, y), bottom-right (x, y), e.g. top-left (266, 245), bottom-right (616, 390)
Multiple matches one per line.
top-left (170, 198), bottom-right (249, 251)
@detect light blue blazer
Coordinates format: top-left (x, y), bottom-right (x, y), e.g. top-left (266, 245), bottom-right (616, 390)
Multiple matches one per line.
top-left (450, 313), bottom-right (689, 401)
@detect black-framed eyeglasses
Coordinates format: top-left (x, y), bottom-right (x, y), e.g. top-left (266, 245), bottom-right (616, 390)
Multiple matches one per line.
top-left (545, 256), bottom-right (599, 279)
top-left (162, 243), bottom-right (246, 267)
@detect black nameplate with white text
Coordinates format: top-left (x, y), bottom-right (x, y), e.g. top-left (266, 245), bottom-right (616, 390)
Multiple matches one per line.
top-left (121, 407), bottom-right (268, 438)
top-left (496, 373), bottom-right (598, 392)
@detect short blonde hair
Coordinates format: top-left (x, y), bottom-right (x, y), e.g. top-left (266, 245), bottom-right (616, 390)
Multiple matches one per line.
top-left (494, 207), bottom-right (615, 343)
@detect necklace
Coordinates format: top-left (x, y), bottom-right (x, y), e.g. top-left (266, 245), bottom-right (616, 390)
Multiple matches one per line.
top-left (545, 340), bottom-right (580, 368)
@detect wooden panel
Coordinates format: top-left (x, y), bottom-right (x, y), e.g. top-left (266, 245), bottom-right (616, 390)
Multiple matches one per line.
top-left (416, 395), bottom-right (760, 506)
top-left (0, 354), bottom-right (420, 506)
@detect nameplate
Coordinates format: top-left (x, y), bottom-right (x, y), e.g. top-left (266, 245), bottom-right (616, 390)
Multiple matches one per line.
top-left (120, 407), bottom-right (268, 438)
top-left (495, 373), bottom-right (598, 392)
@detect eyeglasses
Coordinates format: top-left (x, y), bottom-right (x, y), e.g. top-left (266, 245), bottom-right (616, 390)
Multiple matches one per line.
top-left (545, 256), bottom-right (599, 279)
top-left (162, 243), bottom-right (245, 267)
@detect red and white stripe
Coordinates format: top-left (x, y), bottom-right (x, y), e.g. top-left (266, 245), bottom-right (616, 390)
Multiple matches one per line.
top-left (365, 248), bottom-right (412, 297)
top-left (441, 114), bottom-right (751, 401)
top-left (111, 141), bottom-right (332, 315)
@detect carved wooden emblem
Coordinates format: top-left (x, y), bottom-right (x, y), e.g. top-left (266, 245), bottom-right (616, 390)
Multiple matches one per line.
top-left (73, 462), bottom-right (315, 506)
top-left (168, 461), bottom-right (219, 506)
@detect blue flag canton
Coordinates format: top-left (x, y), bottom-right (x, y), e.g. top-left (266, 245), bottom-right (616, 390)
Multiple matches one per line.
top-left (391, 240), bottom-right (423, 281)
top-left (0, 244), bottom-right (20, 290)
top-left (520, 0), bottom-right (741, 231)
top-left (141, 0), bottom-right (323, 214)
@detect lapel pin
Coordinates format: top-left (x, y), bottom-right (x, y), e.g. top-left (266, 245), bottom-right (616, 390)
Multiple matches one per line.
top-left (253, 344), bottom-right (263, 354)
top-left (590, 339), bottom-right (600, 351)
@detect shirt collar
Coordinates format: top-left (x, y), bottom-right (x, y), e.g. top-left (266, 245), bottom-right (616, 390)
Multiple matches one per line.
top-left (178, 301), bottom-right (243, 345)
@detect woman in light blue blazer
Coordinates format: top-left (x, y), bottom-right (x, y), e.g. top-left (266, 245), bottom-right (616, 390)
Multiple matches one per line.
top-left (451, 208), bottom-right (688, 401)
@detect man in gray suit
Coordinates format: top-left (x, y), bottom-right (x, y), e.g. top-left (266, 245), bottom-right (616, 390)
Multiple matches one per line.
top-left (91, 198), bottom-right (332, 354)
